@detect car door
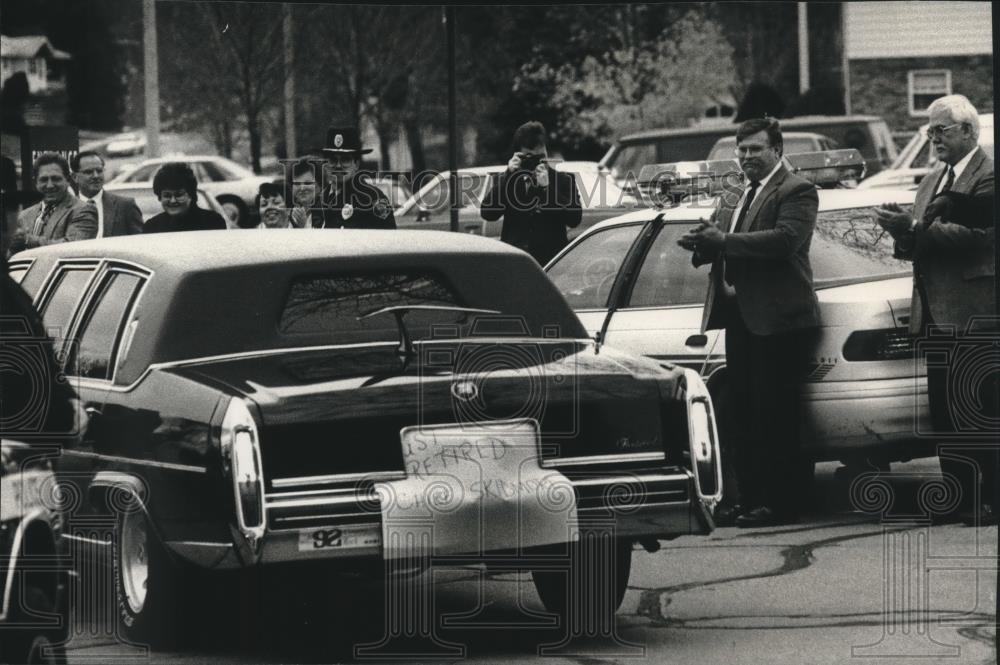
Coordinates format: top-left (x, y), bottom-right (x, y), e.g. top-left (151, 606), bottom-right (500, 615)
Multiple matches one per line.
top-left (32, 262), bottom-right (104, 525)
top-left (599, 221), bottom-right (720, 375)
top-left (544, 221), bottom-right (649, 337)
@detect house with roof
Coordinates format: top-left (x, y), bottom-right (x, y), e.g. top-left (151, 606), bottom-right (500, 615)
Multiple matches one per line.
top-left (1, 35), bottom-right (72, 94)
top-left (843, 1), bottom-right (992, 132)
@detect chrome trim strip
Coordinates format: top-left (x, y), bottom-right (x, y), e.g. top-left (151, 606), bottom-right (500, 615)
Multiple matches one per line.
top-left (102, 337), bottom-right (591, 393)
top-left (265, 486), bottom-right (372, 500)
top-left (542, 451), bottom-right (665, 468)
top-left (272, 515), bottom-right (381, 525)
top-left (570, 472), bottom-right (688, 487)
top-left (62, 533), bottom-right (112, 547)
top-left (163, 540), bottom-right (231, 549)
top-left (271, 470), bottom-right (407, 488)
top-left (58, 449), bottom-right (207, 474)
top-left (266, 494), bottom-right (376, 510)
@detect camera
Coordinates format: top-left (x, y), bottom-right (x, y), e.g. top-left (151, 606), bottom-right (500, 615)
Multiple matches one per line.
top-left (518, 152), bottom-right (543, 172)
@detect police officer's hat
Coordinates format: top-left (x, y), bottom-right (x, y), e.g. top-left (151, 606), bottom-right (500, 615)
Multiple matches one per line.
top-left (322, 127), bottom-right (373, 156)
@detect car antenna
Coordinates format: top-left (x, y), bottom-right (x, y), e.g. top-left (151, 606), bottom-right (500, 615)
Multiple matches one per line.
top-left (358, 304), bottom-right (501, 368)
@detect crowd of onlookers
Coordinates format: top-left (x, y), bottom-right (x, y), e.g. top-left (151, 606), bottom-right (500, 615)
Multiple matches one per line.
top-left (0, 124), bottom-right (405, 261)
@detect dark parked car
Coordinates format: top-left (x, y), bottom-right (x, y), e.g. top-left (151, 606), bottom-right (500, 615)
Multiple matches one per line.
top-left (10, 230), bottom-right (721, 647)
top-left (601, 115), bottom-right (898, 185)
top-left (1, 442), bottom-right (70, 664)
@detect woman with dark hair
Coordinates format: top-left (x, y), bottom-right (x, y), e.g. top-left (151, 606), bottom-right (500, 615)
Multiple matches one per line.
top-left (143, 162), bottom-right (228, 233)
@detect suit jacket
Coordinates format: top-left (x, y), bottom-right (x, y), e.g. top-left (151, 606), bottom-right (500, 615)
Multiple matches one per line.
top-left (100, 190), bottom-right (144, 236)
top-left (16, 193), bottom-right (98, 249)
top-left (481, 166), bottom-right (582, 265)
top-left (893, 147), bottom-right (995, 333)
top-left (695, 164), bottom-right (821, 336)
top-left (320, 179), bottom-right (396, 230)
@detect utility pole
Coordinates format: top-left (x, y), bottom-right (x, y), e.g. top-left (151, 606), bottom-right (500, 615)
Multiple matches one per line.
top-left (283, 4), bottom-right (297, 159)
top-left (445, 6), bottom-right (458, 233)
top-left (797, 2), bottom-right (810, 94)
top-left (143, 0), bottom-right (160, 157)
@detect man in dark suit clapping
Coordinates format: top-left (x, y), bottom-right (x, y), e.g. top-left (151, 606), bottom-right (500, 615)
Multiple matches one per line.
top-left (71, 151), bottom-right (143, 237)
top-left (678, 117), bottom-right (821, 527)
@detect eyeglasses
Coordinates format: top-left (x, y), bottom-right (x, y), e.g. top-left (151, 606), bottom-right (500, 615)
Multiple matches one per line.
top-left (925, 123), bottom-right (962, 140)
top-left (77, 168), bottom-right (104, 176)
top-left (159, 190), bottom-right (191, 202)
top-left (734, 145), bottom-right (772, 157)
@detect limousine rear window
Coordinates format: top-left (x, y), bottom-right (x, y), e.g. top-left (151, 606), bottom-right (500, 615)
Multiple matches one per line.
top-left (279, 272), bottom-right (466, 344)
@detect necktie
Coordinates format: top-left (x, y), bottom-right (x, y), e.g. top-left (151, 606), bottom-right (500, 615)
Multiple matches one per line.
top-left (733, 180), bottom-right (761, 234)
top-left (32, 202), bottom-right (55, 235)
top-left (938, 166), bottom-right (955, 194)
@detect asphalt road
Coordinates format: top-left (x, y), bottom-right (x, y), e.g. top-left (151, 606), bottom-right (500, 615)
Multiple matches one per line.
top-left (62, 459), bottom-right (997, 665)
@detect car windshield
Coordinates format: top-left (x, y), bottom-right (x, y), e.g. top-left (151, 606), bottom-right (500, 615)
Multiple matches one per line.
top-left (810, 204), bottom-right (912, 283)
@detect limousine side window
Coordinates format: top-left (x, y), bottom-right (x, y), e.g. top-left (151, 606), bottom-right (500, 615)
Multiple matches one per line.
top-left (7, 263), bottom-right (29, 284)
top-left (39, 267), bottom-right (97, 344)
top-left (69, 271), bottom-right (143, 380)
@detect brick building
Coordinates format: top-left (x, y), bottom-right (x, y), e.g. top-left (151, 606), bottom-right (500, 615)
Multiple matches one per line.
top-left (844, 1), bottom-right (993, 133)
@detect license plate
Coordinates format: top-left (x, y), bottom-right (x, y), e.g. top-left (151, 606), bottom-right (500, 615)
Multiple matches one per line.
top-left (297, 526), bottom-right (380, 552)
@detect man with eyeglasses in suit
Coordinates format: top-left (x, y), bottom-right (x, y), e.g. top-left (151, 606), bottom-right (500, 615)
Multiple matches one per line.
top-left (875, 94), bottom-right (997, 526)
top-left (677, 117), bottom-right (821, 528)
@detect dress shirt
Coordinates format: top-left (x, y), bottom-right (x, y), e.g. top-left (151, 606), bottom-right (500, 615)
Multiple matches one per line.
top-left (729, 159), bottom-right (783, 233)
top-left (80, 189), bottom-right (104, 238)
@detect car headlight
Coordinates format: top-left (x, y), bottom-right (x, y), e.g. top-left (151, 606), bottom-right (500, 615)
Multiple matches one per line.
top-left (220, 398), bottom-right (266, 547)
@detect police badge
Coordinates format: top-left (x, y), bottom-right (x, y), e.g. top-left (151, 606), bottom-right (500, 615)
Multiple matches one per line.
top-left (342, 203), bottom-right (354, 220)
top-left (374, 199), bottom-right (390, 220)
top-left (334, 134), bottom-right (344, 148)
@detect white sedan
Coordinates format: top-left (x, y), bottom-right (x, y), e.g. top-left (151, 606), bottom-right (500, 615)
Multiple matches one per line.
top-left (395, 163), bottom-right (639, 238)
top-left (108, 155), bottom-right (272, 226)
top-left (545, 159), bottom-right (933, 470)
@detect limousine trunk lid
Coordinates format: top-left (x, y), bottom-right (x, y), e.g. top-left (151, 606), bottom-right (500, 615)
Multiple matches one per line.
top-left (175, 340), bottom-right (675, 490)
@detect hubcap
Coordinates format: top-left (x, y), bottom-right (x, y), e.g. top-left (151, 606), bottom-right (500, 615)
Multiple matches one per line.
top-left (120, 512), bottom-right (149, 614)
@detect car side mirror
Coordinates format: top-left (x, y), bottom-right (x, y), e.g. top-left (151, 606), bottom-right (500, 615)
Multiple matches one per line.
top-left (417, 208), bottom-right (430, 222)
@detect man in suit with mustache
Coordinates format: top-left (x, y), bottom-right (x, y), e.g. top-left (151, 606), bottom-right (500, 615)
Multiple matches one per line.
top-left (876, 94), bottom-right (997, 526)
top-left (71, 150), bottom-right (143, 237)
top-left (9, 152), bottom-right (97, 255)
top-left (678, 117), bottom-right (821, 527)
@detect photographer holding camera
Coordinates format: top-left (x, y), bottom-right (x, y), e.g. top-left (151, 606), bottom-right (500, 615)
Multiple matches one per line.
top-left (481, 121), bottom-right (581, 265)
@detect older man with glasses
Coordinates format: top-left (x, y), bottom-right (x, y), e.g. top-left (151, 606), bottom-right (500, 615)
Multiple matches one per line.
top-left (875, 94), bottom-right (997, 526)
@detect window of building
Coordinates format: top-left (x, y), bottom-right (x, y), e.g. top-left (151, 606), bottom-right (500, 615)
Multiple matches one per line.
top-left (908, 70), bottom-right (951, 117)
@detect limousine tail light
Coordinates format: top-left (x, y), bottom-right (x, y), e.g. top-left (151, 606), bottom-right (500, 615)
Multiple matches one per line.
top-left (682, 369), bottom-right (722, 508)
top-left (843, 328), bottom-right (916, 361)
top-left (220, 398), bottom-right (266, 548)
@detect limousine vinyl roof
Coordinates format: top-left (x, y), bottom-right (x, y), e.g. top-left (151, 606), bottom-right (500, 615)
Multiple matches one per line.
top-left (16, 229), bottom-right (524, 273)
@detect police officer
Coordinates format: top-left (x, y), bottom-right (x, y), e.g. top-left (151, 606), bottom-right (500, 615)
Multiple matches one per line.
top-left (318, 126), bottom-right (396, 229)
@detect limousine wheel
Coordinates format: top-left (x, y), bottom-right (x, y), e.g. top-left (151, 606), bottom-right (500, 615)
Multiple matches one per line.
top-left (114, 509), bottom-right (189, 648)
top-left (532, 538), bottom-right (632, 623)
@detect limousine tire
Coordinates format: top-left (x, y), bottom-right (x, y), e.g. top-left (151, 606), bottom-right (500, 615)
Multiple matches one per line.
top-left (113, 509), bottom-right (191, 649)
top-left (532, 538), bottom-right (632, 624)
